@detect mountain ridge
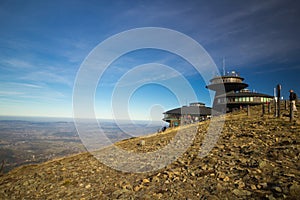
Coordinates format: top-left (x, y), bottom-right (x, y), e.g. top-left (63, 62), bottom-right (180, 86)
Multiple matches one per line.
top-left (0, 105), bottom-right (299, 199)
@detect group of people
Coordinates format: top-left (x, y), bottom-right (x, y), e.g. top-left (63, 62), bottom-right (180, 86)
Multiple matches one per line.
top-left (157, 126), bottom-right (167, 133)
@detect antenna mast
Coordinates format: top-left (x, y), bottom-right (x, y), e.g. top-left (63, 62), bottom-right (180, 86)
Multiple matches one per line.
top-left (222, 57), bottom-right (226, 75)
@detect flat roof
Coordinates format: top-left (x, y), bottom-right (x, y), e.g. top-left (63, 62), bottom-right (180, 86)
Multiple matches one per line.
top-left (164, 106), bottom-right (211, 115)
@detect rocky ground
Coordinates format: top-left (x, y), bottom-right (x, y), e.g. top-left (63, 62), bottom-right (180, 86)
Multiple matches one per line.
top-left (0, 105), bottom-right (299, 199)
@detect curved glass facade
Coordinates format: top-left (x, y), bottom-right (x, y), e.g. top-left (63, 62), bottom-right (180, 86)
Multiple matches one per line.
top-left (216, 96), bottom-right (272, 104)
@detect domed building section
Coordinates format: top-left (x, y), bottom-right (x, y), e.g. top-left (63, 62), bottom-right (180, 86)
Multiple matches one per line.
top-left (206, 71), bottom-right (273, 112)
top-left (206, 71), bottom-right (248, 94)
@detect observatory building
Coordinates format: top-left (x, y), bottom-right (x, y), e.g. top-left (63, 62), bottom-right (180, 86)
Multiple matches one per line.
top-left (206, 71), bottom-right (273, 112)
top-left (162, 70), bottom-right (273, 126)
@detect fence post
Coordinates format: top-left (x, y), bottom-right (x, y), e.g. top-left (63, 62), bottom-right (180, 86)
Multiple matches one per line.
top-left (285, 100), bottom-right (288, 110)
top-left (262, 104), bottom-right (265, 116)
top-left (268, 102), bottom-right (271, 114)
top-left (274, 99), bottom-right (277, 117)
top-left (290, 101), bottom-right (294, 122)
top-left (277, 84), bottom-right (281, 118)
top-left (247, 105), bottom-right (250, 116)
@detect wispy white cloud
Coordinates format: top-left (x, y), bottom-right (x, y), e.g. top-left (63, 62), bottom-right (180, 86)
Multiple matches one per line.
top-left (20, 70), bottom-right (73, 87)
top-left (252, 65), bottom-right (300, 75)
top-left (14, 83), bottom-right (43, 88)
top-left (1, 58), bottom-right (35, 69)
top-left (0, 91), bottom-right (25, 96)
top-left (97, 54), bottom-right (202, 88)
top-left (114, 63), bottom-right (181, 88)
top-left (51, 37), bottom-right (95, 64)
top-left (0, 57), bottom-right (74, 87)
top-left (179, 0), bottom-right (300, 69)
top-left (0, 80), bottom-right (68, 104)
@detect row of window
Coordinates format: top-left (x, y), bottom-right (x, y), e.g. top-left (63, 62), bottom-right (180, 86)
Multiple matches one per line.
top-left (217, 97), bottom-right (272, 103)
top-left (211, 77), bottom-right (242, 84)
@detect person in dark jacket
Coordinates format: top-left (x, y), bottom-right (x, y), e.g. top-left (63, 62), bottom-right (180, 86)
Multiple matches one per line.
top-left (289, 89), bottom-right (297, 112)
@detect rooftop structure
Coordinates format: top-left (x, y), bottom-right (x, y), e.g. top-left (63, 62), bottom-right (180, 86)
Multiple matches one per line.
top-left (206, 71), bottom-right (248, 95)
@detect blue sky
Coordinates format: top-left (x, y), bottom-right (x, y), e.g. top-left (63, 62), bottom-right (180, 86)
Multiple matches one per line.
top-left (0, 0), bottom-right (299, 120)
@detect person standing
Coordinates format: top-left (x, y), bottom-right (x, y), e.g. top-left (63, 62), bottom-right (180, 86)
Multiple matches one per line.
top-left (289, 89), bottom-right (297, 112)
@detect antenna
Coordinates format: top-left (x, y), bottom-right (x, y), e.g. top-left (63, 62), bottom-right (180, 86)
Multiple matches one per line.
top-left (222, 57), bottom-right (226, 75)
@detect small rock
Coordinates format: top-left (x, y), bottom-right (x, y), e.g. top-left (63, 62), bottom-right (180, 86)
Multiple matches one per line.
top-left (139, 140), bottom-right (145, 146)
top-left (142, 178), bottom-right (150, 183)
top-left (250, 184), bottom-right (257, 190)
top-left (259, 182), bottom-right (268, 189)
top-left (216, 183), bottom-right (223, 191)
top-left (217, 172), bottom-right (226, 179)
top-left (259, 160), bottom-right (267, 169)
top-left (290, 183), bottom-right (300, 196)
top-left (238, 183), bottom-right (245, 189)
top-left (23, 181), bottom-right (29, 186)
top-left (134, 185), bottom-right (142, 191)
top-left (122, 183), bottom-right (132, 190)
top-left (153, 193), bottom-right (163, 199)
top-left (273, 186), bottom-right (282, 193)
top-left (234, 179), bottom-right (245, 188)
top-left (257, 184), bottom-right (262, 189)
top-left (152, 176), bottom-right (160, 183)
top-left (223, 176), bottom-right (230, 182)
top-left (233, 189), bottom-right (252, 196)
top-left (266, 194), bottom-right (276, 200)
top-left (112, 189), bottom-right (128, 197)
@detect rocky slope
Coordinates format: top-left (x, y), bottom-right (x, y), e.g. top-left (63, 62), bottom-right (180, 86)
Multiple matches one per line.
top-left (0, 106), bottom-right (299, 199)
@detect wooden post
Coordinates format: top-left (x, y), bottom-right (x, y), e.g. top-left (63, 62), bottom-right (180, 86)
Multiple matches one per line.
top-left (268, 102), bottom-right (271, 114)
top-left (285, 100), bottom-right (288, 110)
top-left (0, 160), bottom-right (4, 174)
top-left (247, 105), bottom-right (250, 116)
top-left (277, 84), bottom-right (281, 118)
top-left (262, 104), bottom-right (265, 116)
top-left (290, 101), bottom-right (294, 122)
top-left (274, 99), bottom-right (277, 117)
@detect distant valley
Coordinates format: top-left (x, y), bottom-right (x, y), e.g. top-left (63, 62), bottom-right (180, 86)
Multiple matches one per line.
top-left (0, 118), bottom-right (162, 173)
